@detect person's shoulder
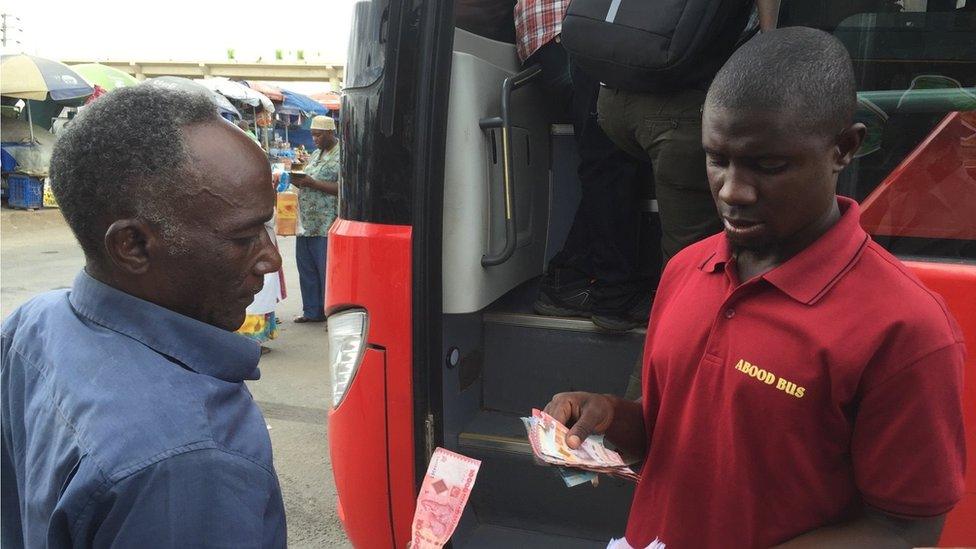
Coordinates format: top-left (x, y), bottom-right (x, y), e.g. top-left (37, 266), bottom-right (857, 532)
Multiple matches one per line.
top-left (4, 286), bottom-right (157, 369)
top-left (3, 288), bottom-right (71, 324)
top-left (853, 240), bottom-right (963, 343)
top-left (66, 387), bottom-right (273, 495)
top-left (114, 444), bottom-right (278, 488)
top-left (3, 289), bottom-right (73, 347)
top-left (5, 311), bottom-right (270, 483)
top-left (76, 446), bottom-right (285, 549)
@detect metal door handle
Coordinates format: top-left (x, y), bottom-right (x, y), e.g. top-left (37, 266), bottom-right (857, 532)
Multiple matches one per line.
top-left (478, 64), bottom-right (542, 267)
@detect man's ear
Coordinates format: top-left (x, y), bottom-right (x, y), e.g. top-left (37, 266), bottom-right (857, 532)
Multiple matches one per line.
top-left (103, 219), bottom-right (158, 275)
top-left (834, 122), bottom-right (867, 172)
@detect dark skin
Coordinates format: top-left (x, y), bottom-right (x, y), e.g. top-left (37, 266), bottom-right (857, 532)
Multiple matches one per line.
top-left (289, 128), bottom-right (338, 195)
top-left (89, 119), bottom-right (282, 331)
top-left (703, 106), bottom-right (861, 282)
top-left (545, 105), bottom-right (946, 547)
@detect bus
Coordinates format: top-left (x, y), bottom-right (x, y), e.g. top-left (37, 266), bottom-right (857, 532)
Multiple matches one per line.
top-left (325, 1), bottom-right (976, 546)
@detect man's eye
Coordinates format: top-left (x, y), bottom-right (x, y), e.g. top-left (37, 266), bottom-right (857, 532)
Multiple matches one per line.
top-left (757, 161), bottom-right (787, 173)
top-left (235, 234), bottom-right (260, 244)
top-left (706, 157), bottom-right (728, 167)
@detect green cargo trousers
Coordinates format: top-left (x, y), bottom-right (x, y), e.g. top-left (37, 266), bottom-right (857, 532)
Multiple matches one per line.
top-left (597, 86), bottom-right (722, 264)
top-left (599, 87), bottom-right (723, 401)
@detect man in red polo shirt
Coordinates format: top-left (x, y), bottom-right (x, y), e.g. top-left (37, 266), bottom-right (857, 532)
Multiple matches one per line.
top-left (544, 27), bottom-right (966, 548)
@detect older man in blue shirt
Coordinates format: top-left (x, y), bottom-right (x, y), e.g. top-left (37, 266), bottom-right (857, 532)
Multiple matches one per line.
top-left (1, 86), bottom-right (286, 547)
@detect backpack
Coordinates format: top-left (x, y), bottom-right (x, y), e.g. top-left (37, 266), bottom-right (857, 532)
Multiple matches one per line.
top-left (561, 0), bottom-right (756, 92)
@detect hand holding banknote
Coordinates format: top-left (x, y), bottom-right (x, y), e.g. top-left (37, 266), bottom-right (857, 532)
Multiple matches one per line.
top-left (543, 391), bottom-right (617, 449)
top-left (522, 408), bottom-right (640, 484)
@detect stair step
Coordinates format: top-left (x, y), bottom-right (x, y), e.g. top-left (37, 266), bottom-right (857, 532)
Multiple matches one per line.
top-left (458, 523), bottom-right (609, 548)
top-left (458, 409), bottom-right (530, 455)
top-left (482, 313), bottom-right (644, 414)
top-left (484, 312), bottom-right (647, 335)
top-left (456, 410), bottom-right (634, 542)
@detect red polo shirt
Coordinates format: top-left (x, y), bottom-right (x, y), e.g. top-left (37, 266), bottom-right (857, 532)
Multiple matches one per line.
top-left (625, 197), bottom-right (966, 548)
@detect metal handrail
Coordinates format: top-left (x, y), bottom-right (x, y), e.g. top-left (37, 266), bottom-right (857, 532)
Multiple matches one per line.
top-left (478, 64), bottom-right (543, 267)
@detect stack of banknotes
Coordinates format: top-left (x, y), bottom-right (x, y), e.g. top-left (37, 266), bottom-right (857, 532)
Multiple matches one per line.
top-left (521, 408), bottom-right (639, 486)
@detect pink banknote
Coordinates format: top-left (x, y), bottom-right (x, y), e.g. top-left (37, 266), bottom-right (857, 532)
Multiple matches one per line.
top-left (410, 447), bottom-right (481, 549)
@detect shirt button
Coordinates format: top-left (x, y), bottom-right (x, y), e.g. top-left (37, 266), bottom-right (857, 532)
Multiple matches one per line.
top-left (724, 308), bottom-right (735, 319)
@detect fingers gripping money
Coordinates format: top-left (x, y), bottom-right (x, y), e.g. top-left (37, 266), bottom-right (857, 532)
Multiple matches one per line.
top-left (522, 409), bottom-right (639, 485)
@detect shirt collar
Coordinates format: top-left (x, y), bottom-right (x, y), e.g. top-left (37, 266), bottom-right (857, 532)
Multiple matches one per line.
top-left (699, 196), bottom-right (869, 305)
top-left (68, 271), bottom-right (262, 382)
top-left (310, 143), bottom-right (338, 160)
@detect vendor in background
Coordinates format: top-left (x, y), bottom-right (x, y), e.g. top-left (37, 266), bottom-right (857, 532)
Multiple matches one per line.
top-left (236, 119), bottom-right (261, 144)
top-left (289, 115), bottom-right (339, 324)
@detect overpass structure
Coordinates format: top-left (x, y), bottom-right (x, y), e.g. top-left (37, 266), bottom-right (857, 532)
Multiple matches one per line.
top-left (60, 59), bottom-right (345, 89)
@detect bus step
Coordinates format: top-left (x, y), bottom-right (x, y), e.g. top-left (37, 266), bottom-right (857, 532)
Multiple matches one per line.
top-left (457, 523), bottom-right (609, 548)
top-left (458, 410), bottom-right (531, 455)
top-left (481, 312), bottom-right (644, 415)
top-left (455, 409), bottom-right (633, 544)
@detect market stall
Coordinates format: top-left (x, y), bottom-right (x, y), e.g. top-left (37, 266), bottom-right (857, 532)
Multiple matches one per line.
top-left (148, 76), bottom-right (242, 121)
top-left (199, 78), bottom-right (274, 141)
top-left (1, 54), bottom-right (93, 208)
top-left (310, 91), bottom-right (341, 113)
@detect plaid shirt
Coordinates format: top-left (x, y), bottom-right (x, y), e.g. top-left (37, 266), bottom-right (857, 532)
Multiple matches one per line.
top-left (514, 0), bottom-right (570, 62)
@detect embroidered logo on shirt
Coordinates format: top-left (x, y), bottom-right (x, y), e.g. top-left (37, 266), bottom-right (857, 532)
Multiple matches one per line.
top-left (733, 358), bottom-right (806, 398)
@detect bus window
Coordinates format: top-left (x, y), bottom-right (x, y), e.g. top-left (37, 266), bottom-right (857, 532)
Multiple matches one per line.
top-left (782, 1), bottom-right (976, 259)
top-left (345, 0), bottom-right (387, 90)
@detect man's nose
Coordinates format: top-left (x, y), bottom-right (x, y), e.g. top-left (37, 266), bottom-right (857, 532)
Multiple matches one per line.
top-left (717, 165), bottom-right (758, 206)
top-left (254, 230), bottom-right (283, 275)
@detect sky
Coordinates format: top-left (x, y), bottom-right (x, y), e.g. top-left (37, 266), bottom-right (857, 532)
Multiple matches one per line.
top-left (2, 0), bottom-right (358, 92)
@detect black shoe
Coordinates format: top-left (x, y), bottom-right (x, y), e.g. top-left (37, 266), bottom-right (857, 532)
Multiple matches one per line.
top-left (533, 268), bottom-right (597, 318)
top-left (591, 283), bottom-right (653, 333)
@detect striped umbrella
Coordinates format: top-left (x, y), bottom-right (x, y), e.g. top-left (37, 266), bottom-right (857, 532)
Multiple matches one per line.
top-left (1, 54), bottom-right (93, 141)
top-left (1, 54), bottom-right (93, 101)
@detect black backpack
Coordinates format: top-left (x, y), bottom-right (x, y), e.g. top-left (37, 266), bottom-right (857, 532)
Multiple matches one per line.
top-left (561, 0), bottom-right (756, 92)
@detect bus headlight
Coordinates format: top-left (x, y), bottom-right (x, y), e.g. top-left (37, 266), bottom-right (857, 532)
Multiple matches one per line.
top-left (327, 309), bottom-right (368, 408)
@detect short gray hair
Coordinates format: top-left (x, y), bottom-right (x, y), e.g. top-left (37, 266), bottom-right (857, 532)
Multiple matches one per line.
top-left (50, 84), bottom-right (221, 260)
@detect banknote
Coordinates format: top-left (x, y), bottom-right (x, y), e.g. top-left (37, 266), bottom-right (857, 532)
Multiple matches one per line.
top-left (557, 467), bottom-right (599, 487)
top-left (522, 409), bottom-right (639, 483)
top-left (410, 447), bottom-right (481, 549)
top-left (535, 408), bottom-right (629, 467)
top-left (607, 536), bottom-right (666, 549)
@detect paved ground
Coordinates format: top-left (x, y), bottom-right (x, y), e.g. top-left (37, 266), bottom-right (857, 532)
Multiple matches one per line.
top-left (1, 207), bottom-right (350, 548)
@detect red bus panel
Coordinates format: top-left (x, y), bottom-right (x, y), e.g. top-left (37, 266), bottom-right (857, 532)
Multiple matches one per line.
top-left (904, 261), bottom-right (976, 546)
top-left (327, 220), bottom-right (415, 548)
top-left (328, 347), bottom-right (392, 548)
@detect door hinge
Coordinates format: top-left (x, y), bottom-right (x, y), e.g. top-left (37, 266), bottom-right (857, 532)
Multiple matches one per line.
top-left (424, 412), bottom-right (435, 458)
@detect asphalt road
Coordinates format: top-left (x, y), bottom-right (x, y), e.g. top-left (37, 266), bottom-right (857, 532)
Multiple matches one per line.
top-left (1, 207), bottom-right (350, 548)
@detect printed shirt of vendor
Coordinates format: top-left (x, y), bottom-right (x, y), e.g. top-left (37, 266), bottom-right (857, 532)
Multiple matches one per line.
top-left (298, 141), bottom-right (340, 236)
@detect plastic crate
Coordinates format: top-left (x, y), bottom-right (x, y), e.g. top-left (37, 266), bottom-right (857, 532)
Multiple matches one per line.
top-left (8, 174), bottom-right (44, 209)
top-left (42, 181), bottom-right (58, 208)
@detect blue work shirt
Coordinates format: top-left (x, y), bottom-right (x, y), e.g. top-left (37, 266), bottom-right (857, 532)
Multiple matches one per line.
top-left (1, 271), bottom-right (287, 548)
